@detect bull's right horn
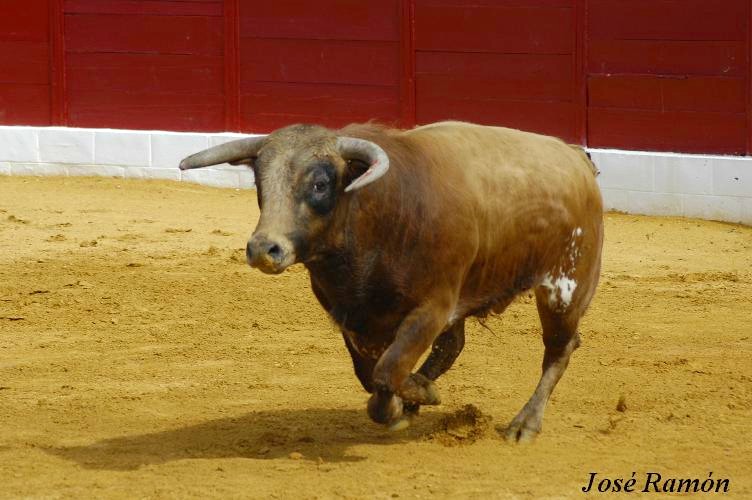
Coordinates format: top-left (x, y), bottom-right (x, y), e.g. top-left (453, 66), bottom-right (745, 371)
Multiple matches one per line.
top-left (337, 137), bottom-right (390, 192)
top-left (179, 135), bottom-right (267, 170)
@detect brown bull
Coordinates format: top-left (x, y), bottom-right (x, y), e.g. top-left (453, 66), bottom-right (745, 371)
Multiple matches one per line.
top-left (180, 121), bottom-right (603, 442)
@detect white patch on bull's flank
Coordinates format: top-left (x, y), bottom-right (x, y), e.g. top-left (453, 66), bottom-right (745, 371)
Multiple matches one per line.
top-left (540, 227), bottom-right (584, 311)
top-left (541, 273), bottom-right (578, 311)
top-left (565, 227), bottom-right (584, 269)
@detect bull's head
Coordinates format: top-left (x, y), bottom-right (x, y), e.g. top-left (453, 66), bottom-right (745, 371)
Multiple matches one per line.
top-left (179, 125), bottom-right (389, 274)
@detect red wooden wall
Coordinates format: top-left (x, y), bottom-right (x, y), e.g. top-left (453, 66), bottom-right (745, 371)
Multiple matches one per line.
top-left (238, 1), bottom-right (403, 130)
top-left (0, 0), bottom-right (51, 125)
top-left (64, 0), bottom-right (225, 131)
top-left (414, 0), bottom-right (582, 143)
top-left (587, 0), bottom-right (749, 154)
top-left (1, 0), bottom-right (751, 155)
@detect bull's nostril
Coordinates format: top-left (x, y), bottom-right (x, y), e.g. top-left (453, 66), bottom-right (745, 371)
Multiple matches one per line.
top-left (267, 244), bottom-right (282, 261)
top-left (247, 236), bottom-right (286, 269)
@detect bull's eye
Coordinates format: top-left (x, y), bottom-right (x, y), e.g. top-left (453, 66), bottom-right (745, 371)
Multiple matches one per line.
top-left (305, 164), bottom-right (336, 215)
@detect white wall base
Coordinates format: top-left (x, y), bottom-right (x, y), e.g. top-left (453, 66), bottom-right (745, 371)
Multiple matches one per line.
top-left (0, 126), bottom-right (257, 190)
top-left (589, 149), bottom-right (752, 225)
top-left (1, 125), bottom-right (750, 225)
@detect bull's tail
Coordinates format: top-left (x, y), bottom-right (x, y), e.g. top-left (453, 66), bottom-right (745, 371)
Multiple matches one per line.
top-left (569, 144), bottom-right (600, 177)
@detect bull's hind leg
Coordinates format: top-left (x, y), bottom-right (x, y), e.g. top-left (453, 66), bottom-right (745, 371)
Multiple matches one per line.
top-left (503, 301), bottom-right (582, 443)
top-left (504, 265), bottom-right (601, 443)
top-left (401, 319), bottom-right (466, 413)
top-left (504, 223), bottom-right (602, 442)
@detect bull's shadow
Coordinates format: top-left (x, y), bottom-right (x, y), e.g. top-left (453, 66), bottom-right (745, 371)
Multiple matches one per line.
top-left (44, 407), bottom-right (453, 470)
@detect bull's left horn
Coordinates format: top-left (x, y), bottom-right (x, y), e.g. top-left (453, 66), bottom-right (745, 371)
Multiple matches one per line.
top-left (179, 135), bottom-right (267, 170)
top-left (337, 137), bottom-right (390, 192)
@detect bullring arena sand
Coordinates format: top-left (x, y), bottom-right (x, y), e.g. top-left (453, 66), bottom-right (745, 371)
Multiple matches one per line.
top-left (0, 176), bottom-right (750, 499)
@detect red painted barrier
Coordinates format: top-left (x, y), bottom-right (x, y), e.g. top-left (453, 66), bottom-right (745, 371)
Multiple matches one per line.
top-left (0, 0), bottom-right (749, 155)
top-left (0, 0), bottom-right (51, 125)
top-left (586, 0), bottom-right (749, 154)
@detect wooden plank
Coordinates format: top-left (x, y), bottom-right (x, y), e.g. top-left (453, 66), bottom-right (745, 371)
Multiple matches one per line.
top-left (748, 0), bottom-right (752, 155)
top-left (239, 0), bottom-right (400, 42)
top-left (65, 14), bottom-right (223, 56)
top-left (588, 75), bottom-right (746, 113)
top-left (66, 53), bottom-right (223, 93)
top-left (0, 42), bottom-right (49, 84)
top-left (0, 0), bottom-right (48, 42)
top-left (400, 0), bottom-right (416, 127)
top-left (241, 82), bottom-right (400, 117)
top-left (224, 0), bottom-right (240, 131)
top-left (588, 108), bottom-right (747, 154)
top-left (417, 74), bottom-right (573, 104)
top-left (573, 0), bottom-right (586, 145)
top-left (64, 0), bottom-right (222, 16)
top-left (0, 84), bottom-right (50, 125)
top-left (50, 0), bottom-right (67, 125)
top-left (416, 96), bottom-right (577, 141)
top-left (415, 4), bottom-right (573, 53)
top-left (240, 39), bottom-right (400, 87)
top-left (589, 0), bottom-right (746, 42)
top-left (67, 89), bottom-right (225, 131)
top-left (240, 82), bottom-right (400, 131)
top-left (417, 52), bottom-right (574, 101)
top-left (588, 40), bottom-right (745, 77)
top-left (417, 0), bottom-right (572, 6)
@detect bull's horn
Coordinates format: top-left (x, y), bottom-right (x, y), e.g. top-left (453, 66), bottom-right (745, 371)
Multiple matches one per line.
top-left (337, 137), bottom-right (390, 192)
top-left (179, 136), bottom-right (267, 170)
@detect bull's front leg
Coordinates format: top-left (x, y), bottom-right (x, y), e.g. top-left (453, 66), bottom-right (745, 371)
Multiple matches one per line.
top-left (367, 297), bottom-right (452, 427)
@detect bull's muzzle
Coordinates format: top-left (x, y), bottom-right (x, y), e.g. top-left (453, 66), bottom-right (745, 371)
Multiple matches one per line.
top-left (246, 234), bottom-right (294, 274)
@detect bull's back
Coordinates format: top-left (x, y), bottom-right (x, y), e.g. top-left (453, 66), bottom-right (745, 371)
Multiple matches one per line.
top-left (408, 122), bottom-right (595, 194)
top-left (406, 121), bottom-right (600, 225)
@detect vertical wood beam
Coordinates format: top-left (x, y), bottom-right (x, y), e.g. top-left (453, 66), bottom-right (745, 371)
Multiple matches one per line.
top-left (747, 0), bottom-right (751, 154)
top-left (49, 0), bottom-right (67, 125)
top-left (224, 0), bottom-right (241, 132)
top-left (400, 0), bottom-right (416, 128)
top-left (574, 0), bottom-right (588, 146)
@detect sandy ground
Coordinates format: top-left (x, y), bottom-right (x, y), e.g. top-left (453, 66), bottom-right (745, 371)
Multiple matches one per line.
top-left (0, 176), bottom-right (750, 499)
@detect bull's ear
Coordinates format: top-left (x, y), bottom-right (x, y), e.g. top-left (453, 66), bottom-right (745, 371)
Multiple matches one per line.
top-left (343, 158), bottom-right (369, 187)
top-left (336, 137), bottom-right (390, 192)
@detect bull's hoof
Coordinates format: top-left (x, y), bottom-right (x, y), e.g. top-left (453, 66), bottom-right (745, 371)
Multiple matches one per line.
top-left (388, 416), bottom-right (411, 431)
top-left (388, 402), bottom-right (421, 431)
top-left (502, 412), bottom-right (542, 444)
top-left (502, 423), bottom-right (538, 444)
top-left (367, 391), bottom-right (403, 425)
top-left (400, 373), bottom-right (441, 406)
top-left (403, 401), bottom-right (420, 416)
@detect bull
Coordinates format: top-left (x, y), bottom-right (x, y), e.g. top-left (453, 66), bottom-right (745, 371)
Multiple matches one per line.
top-left (180, 121), bottom-right (603, 442)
